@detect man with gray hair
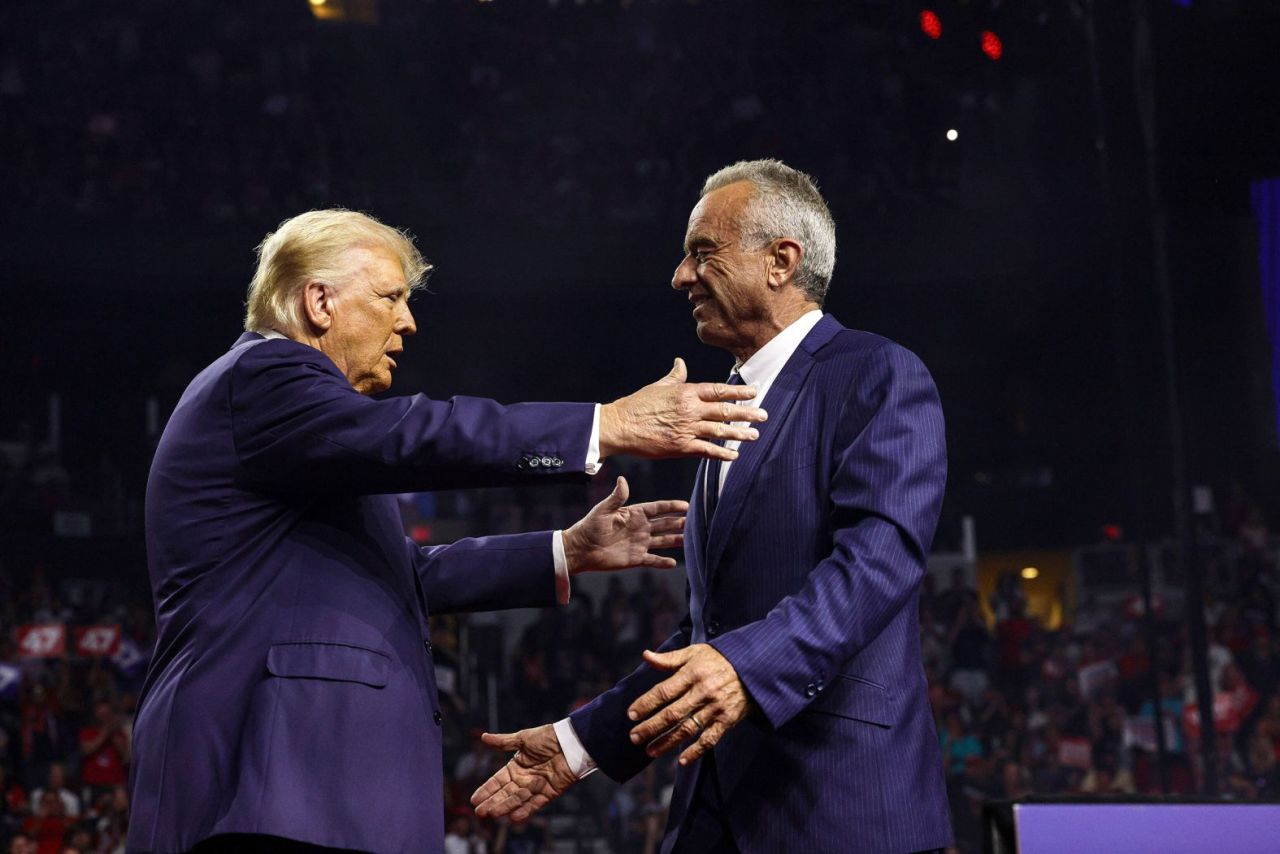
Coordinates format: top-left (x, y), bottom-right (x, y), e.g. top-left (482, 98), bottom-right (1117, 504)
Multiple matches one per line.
top-left (128, 208), bottom-right (769, 852)
top-left (474, 161), bottom-right (952, 853)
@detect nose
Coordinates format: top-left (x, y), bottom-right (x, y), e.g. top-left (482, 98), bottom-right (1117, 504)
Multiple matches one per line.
top-left (672, 254), bottom-right (696, 291)
top-left (397, 304), bottom-right (417, 337)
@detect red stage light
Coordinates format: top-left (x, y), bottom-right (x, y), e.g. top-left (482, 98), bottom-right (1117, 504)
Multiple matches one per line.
top-left (981, 30), bottom-right (1003, 61)
top-left (920, 10), bottom-right (942, 40)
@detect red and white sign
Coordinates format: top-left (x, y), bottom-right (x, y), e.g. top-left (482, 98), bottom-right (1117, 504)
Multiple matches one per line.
top-left (17, 624), bottom-right (67, 658)
top-left (1184, 685), bottom-right (1259, 739)
top-left (74, 625), bottom-right (122, 658)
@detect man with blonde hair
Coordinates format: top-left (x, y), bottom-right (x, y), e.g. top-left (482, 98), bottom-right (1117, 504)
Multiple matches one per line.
top-left (128, 209), bottom-right (768, 853)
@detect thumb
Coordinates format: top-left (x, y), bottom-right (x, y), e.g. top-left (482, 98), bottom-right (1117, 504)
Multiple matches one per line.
top-left (661, 357), bottom-right (687, 385)
top-left (481, 731), bottom-right (524, 752)
top-left (643, 647), bottom-right (693, 671)
top-left (601, 475), bottom-right (629, 512)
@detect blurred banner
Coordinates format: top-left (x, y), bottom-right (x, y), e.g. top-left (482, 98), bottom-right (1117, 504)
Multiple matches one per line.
top-left (74, 624), bottom-right (123, 658)
top-left (16, 623), bottom-right (67, 658)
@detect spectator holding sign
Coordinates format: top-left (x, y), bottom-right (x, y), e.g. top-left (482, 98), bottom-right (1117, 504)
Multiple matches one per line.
top-left (79, 699), bottom-right (129, 797)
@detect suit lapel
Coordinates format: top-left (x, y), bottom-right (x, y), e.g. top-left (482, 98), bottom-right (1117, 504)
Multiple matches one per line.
top-left (685, 457), bottom-right (710, 587)
top-left (703, 315), bottom-right (843, 582)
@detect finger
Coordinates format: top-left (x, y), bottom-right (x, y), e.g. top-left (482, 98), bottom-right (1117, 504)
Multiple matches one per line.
top-left (636, 499), bottom-right (690, 517)
top-left (646, 534), bottom-right (683, 550)
top-left (697, 400), bottom-right (768, 423)
top-left (678, 722), bottom-right (725, 766)
top-left (510, 791), bottom-right (556, 823)
top-left (480, 731), bottom-right (524, 752)
top-left (628, 665), bottom-right (695, 720)
top-left (630, 694), bottom-right (703, 745)
top-left (695, 382), bottom-right (759, 402)
top-left (639, 555), bottom-right (679, 569)
top-left (648, 516), bottom-right (684, 535)
top-left (475, 780), bottom-right (531, 818)
top-left (665, 357), bottom-right (687, 384)
top-left (691, 422), bottom-right (762, 444)
top-left (685, 440), bottom-right (740, 462)
top-left (470, 766), bottom-right (513, 806)
top-left (642, 647), bottom-right (694, 671)
top-left (599, 478), bottom-right (629, 512)
top-left (643, 713), bottom-right (705, 758)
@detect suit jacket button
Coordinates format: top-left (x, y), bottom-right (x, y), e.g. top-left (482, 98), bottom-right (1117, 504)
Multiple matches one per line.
top-left (706, 621), bottom-right (721, 636)
top-left (804, 683), bottom-right (817, 698)
top-left (424, 639), bottom-right (433, 654)
top-left (433, 710), bottom-right (443, 725)
top-left (552, 457), bottom-right (563, 467)
top-left (541, 456), bottom-right (553, 467)
top-left (529, 457), bottom-right (540, 467)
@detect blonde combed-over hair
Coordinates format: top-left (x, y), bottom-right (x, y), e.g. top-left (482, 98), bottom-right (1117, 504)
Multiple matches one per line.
top-left (244, 209), bottom-right (432, 336)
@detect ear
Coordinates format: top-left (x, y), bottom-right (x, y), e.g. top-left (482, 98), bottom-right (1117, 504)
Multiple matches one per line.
top-left (301, 280), bottom-right (334, 332)
top-left (766, 238), bottom-right (803, 291)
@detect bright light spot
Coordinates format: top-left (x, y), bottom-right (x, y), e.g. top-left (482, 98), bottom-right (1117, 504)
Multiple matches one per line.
top-left (946, 129), bottom-right (959, 142)
top-left (308, 0), bottom-right (325, 6)
top-left (981, 30), bottom-right (1004, 61)
top-left (1021, 566), bottom-right (1040, 580)
top-left (920, 10), bottom-right (943, 40)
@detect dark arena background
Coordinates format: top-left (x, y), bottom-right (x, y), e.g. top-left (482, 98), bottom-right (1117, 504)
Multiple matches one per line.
top-left (3, 1), bottom-right (1280, 852)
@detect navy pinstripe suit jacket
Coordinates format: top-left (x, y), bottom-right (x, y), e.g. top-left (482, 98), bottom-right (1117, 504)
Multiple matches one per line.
top-left (570, 315), bottom-right (953, 853)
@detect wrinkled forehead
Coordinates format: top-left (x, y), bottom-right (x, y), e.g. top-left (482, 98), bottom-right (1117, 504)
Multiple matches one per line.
top-left (685, 181), bottom-right (755, 244)
top-left (333, 244), bottom-right (407, 288)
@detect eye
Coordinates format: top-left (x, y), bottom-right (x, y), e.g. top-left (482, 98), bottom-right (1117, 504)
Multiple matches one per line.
top-left (693, 249), bottom-right (711, 265)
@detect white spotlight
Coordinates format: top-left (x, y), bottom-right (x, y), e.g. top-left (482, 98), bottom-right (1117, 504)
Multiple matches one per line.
top-left (946, 129), bottom-right (959, 142)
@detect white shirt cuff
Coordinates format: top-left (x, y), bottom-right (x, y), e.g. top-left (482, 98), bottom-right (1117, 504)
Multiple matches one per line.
top-left (585, 404), bottom-right (602, 475)
top-left (551, 531), bottom-right (571, 605)
top-left (553, 717), bottom-right (598, 780)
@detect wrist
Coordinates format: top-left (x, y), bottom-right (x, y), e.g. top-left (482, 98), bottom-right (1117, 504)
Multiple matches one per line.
top-left (597, 401), bottom-right (622, 459)
top-left (561, 525), bottom-right (585, 576)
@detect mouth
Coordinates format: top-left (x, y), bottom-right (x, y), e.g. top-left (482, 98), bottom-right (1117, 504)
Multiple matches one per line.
top-left (689, 296), bottom-right (710, 317)
top-left (386, 351), bottom-right (401, 369)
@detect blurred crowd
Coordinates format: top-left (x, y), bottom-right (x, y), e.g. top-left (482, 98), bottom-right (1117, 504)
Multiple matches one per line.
top-left (923, 512), bottom-right (1280, 851)
top-left (0, 0), bottom-right (966, 233)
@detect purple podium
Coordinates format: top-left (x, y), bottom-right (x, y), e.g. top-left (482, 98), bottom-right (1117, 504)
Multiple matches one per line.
top-left (985, 799), bottom-right (1280, 853)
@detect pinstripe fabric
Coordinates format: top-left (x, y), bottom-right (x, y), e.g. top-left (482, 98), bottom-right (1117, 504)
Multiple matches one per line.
top-left (570, 315), bottom-right (952, 853)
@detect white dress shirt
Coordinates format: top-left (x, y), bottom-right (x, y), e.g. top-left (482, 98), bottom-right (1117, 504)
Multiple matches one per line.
top-left (555, 309), bottom-right (824, 779)
top-left (255, 328), bottom-right (601, 604)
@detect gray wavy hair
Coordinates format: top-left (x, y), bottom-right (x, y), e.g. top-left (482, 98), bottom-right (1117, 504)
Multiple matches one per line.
top-left (701, 159), bottom-right (836, 304)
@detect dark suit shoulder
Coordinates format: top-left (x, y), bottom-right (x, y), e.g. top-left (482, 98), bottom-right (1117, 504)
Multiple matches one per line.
top-left (815, 328), bottom-right (932, 382)
top-left (231, 335), bottom-right (344, 378)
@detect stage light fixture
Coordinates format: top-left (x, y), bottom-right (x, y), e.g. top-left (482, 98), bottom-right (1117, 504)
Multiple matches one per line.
top-left (920, 10), bottom-right (943, 40)
top-left (946, 129), bottom-right (958, 142)
top-left (309, 0), bottom-right (325, 5)
top-left (1021, 567), bottom-right (1040, 580)
top-left (981, 30), bottom-right (1003, 61)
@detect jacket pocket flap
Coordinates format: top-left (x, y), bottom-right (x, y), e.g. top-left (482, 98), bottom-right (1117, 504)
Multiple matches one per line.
top-left (266, 642), bottom-right (390, 688)
top-left (806, 675), bottom-right (894, 728)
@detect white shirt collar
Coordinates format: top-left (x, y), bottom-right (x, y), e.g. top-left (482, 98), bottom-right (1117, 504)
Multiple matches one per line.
top-left (734, 309), bottom-right (823, 389)
top-left (258, 329), bottom-right (288, 341)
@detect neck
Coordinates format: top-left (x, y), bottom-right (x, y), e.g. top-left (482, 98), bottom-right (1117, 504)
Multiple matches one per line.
top-left (728, 300), bottom-right (819, 363)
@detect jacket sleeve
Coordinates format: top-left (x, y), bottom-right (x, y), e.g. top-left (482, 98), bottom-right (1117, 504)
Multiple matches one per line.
top-left (410, 531), bottom-right (559, 614)
top-left (228, 339), bottom-right (595, 494)
top-left (708, 342), bottom-right (946, 730)
top-left (567, 587), bottom-right (693, 782)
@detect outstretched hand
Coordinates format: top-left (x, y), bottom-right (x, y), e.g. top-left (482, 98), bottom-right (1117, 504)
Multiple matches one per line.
top-left (562, 476), bottom-right (686, 573)
top-left (627, 645), bottom-right (753, 766)
top-left (598, 358), bottom-right (768, 462)
top-left (471, 724), bottom-right (576, 823)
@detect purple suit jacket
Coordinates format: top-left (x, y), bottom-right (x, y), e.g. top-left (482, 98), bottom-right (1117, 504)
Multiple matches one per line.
top-left (570, 316), bottom-right (952, 854)
top-left (128, 333), bottom-right (595, 853)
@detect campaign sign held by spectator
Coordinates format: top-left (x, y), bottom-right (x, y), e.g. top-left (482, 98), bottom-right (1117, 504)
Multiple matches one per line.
top-left (17, 623), bottom-right (66, 658)
top-left (75, 624), bottom-right (122, 658)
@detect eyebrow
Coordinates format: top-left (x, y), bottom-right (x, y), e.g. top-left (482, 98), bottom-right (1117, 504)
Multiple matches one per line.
top-left (683, 234), bottom-right (716, 254)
